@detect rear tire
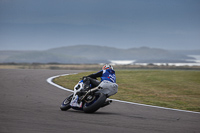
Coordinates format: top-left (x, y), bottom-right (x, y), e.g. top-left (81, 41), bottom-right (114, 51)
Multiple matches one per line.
top-left (60, 93), bottom-right (73, 111)
top-left (83, 93), bottom-right (106, 113)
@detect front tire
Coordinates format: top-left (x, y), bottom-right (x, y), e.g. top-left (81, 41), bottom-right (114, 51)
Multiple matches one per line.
top-left (83, 93), bottom-right (106, 113)
top-left (60, 93), bottom-right (73, 111)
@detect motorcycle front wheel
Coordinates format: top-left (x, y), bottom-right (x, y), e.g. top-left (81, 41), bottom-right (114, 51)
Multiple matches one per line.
top-left (60, 93), bottom-right (73, 111)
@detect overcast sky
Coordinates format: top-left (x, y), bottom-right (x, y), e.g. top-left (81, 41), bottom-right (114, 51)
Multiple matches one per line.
top-left (0, 0), bottom-right (199, 50)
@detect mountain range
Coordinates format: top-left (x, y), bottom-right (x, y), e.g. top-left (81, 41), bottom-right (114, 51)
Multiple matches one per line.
top-left (0, 45), bottom-right (199, 64)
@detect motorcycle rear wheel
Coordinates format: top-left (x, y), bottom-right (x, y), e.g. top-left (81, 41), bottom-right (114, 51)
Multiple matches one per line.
top-left (83, 93), bottom-right (106, 113)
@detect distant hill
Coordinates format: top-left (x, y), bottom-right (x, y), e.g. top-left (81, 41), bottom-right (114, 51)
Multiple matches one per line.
top-left (0, 45), bottom-right (199, 64)
top-left (170, 49), bottom-right (200, 55)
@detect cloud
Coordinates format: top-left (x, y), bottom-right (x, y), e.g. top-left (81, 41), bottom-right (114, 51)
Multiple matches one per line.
top-left (0, 0), bottom-right (200, 50)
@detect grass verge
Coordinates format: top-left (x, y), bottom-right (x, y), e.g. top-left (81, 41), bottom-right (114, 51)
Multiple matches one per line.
top-left (53, 70), bottom-right (200, 112)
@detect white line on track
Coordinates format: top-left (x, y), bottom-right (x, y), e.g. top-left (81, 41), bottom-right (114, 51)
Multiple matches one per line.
top-left (47, 74), bottom-right (74, 92)
top-left (47, 73), bottom-right (200, 114)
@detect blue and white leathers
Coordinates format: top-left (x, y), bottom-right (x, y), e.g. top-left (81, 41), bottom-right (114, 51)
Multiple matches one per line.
top-left (100, 69), bottom-right (116, 83)
top-left (98, 69), bottom-right (118, 97)
top-left (86, 68), bottom-right (118, 97)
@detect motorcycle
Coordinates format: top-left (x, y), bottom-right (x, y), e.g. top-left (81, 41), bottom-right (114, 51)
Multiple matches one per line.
top-left (60, 80), bottom-right (111, 113)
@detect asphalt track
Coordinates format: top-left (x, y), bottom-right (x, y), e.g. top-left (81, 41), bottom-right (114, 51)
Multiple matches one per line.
top-left (0, 69), bottom-right (200, 133)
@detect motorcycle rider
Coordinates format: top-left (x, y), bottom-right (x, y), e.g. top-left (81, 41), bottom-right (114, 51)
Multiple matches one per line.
top-left (81, 64), bottom-right (118, 106)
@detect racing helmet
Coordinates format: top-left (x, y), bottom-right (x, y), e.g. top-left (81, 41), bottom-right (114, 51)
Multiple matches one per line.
top-left (102, 64), bottom-right (113, 70)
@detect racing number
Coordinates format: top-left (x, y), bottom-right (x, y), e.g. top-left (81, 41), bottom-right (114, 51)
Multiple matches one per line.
top-left (109, 74), bottom-right (116, 82)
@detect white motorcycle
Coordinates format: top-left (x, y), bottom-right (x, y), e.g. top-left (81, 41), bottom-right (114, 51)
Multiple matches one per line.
top-left (60, 80), bottom-right (111, 113)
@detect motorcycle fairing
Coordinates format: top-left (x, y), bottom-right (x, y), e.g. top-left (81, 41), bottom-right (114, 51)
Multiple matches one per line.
top-left (70, 95), bottom-right (83, 108)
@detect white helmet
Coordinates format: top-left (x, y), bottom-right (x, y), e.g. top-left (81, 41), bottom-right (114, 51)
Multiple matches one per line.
top-left (102, 64), bottom-right (113, 70)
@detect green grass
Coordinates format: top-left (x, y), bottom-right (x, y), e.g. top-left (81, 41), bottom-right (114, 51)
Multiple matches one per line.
top-left (53, 70), bottom-right (200, 112)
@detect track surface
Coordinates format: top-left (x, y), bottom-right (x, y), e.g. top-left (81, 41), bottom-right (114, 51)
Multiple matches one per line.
top-left (0, 69), bottom-right (200, 133)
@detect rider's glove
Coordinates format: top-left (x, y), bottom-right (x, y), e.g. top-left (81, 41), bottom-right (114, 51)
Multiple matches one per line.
top-left (82, 76), bottom-right (88, 82)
